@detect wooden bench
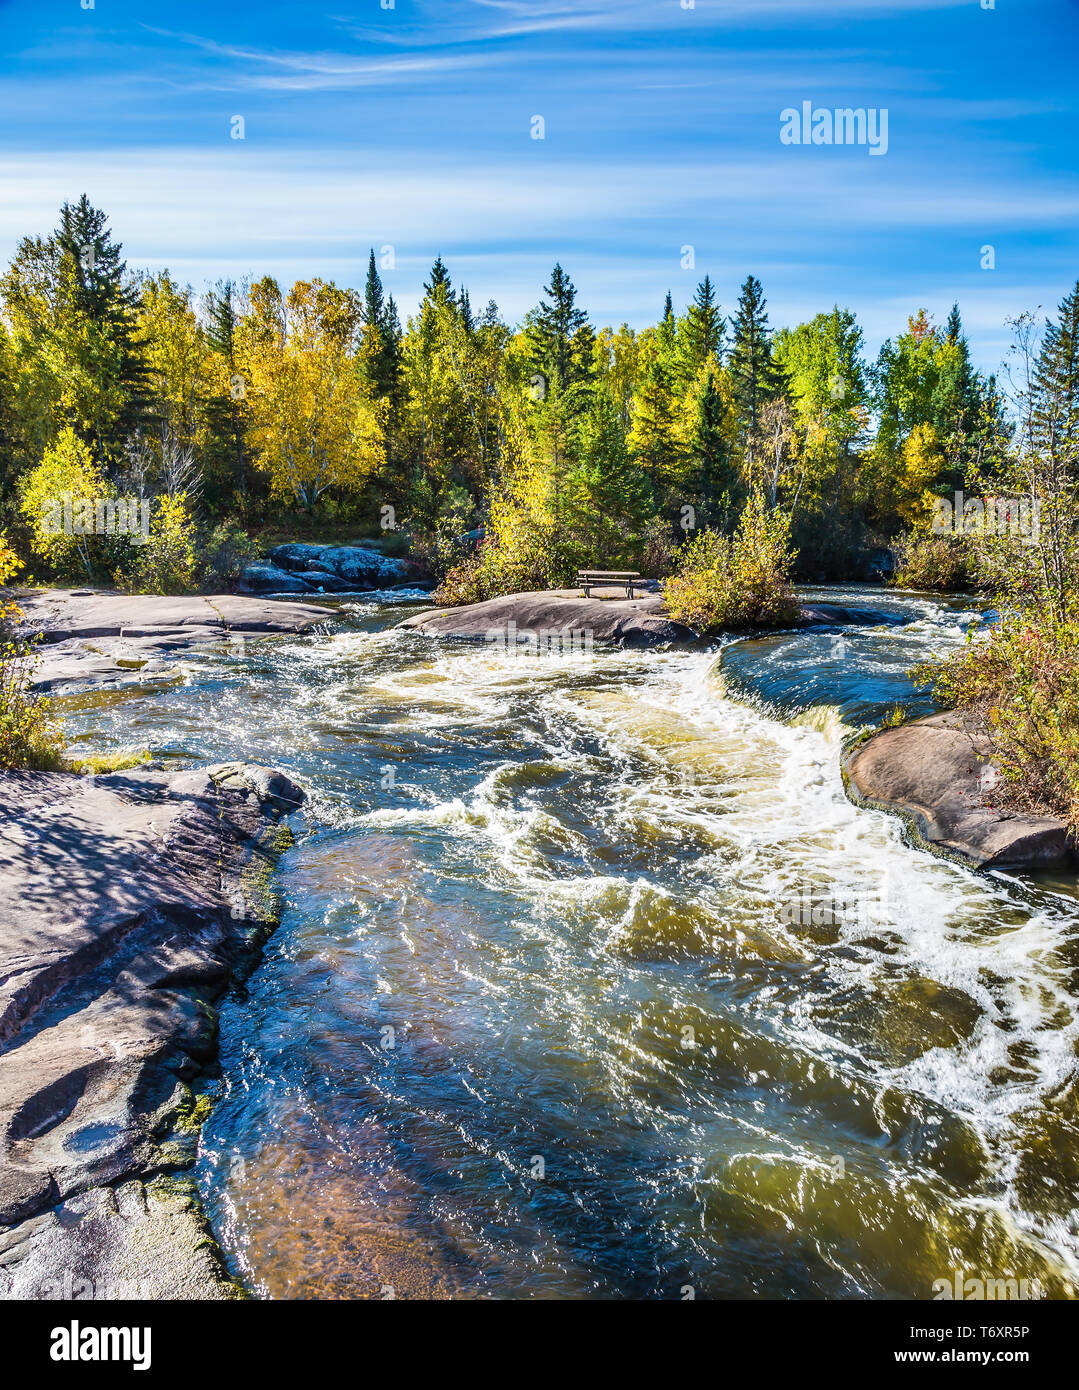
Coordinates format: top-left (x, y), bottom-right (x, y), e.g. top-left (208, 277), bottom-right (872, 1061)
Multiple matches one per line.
top-left (576, 569), bottom-right (640, 600)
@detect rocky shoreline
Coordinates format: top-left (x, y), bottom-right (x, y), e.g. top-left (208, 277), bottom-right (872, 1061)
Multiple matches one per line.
top-left (843, 712), bottom-right (1076, 870)
top-left (3, 582), bottom-right (1072, 1302)
top-left (397, 588), bottom-right (907, 646)
top-left (0, 761), bottom-right (305, 1300)
top-left (15, 589), bottom-right (334, 695)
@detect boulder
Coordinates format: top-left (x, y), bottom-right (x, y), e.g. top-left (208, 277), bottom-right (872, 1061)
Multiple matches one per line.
top-left (236, 563), bottom-right (314, 594)
top-left (0, 761), bottom-right (304, 1298)
top-left (843, 712), bottom-right (1075, 869)
top-left (265, 542), bottom-right (331, 573)
top-left (294, 569), bottom-right (355, 593)
top-left (396, 589), bottom-right (912, 649)
top-left (316, 545), bottom-right (416, 585)
top-left (397, 589), bottom-right (696, 647)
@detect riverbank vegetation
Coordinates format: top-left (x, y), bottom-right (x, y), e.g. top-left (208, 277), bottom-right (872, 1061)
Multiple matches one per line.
top-left (914, 307), bottom-right (1079, 839)
top-left (1, 197), bottom-right (1078, 810)
top-left (664, 492), bottom-right (800, 631)
top-left (3, 197), bottom-right (1069, 596)
top-left (0, 535), bottom-right (64, 769)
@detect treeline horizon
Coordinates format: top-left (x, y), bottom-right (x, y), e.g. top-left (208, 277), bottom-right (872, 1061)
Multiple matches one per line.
top-left (1, 195), bottom-right (1077, 588)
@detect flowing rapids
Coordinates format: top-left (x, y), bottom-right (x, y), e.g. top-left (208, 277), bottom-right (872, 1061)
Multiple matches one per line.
top-left (61, 586), bottom-right (1079, 1300)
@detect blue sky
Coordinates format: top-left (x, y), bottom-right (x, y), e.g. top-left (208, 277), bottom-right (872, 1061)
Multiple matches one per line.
top-left (1, 0), bottom-right (1077, 372)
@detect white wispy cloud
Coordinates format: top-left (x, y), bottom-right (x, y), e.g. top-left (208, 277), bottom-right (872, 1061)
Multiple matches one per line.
top-left (1, 146), bottom-right (1071, 368)
top-left (139, 25), bottom-right (495, 91)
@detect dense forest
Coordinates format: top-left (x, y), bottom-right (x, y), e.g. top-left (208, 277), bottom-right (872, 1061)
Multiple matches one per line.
top-left (0, 195), bottom-right (1077, 831)
top-left (4, 196), bottom-right (1075, 597)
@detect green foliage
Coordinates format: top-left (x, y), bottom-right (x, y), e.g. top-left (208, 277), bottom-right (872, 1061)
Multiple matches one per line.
top-left (69, 748), bottom-right (151, 774)
top-left (121, 493), bottom-right (198, 594)
top-left (434, 459), bottom-right (570, 604)
top-left (200, 521), bottom-right (261, 590)
top-left (891, 530), bottom-right (973, 591)
top-left (637, 516), bottom-right (681, 579)
top-left (0, 198), bottom-right (1074, 617)
top-left (728, 275), bottom-right (789, 451)
top-left (664, 492), bottom-right (800, 632)
top-left (914, 329), bottom-right (1079, 838)
top-left (0, 536), bottom-right (65, 771)
top-left (915, 611), bottom-right (1079, 838)
top-left (19, 426), bottom-right (108, 580)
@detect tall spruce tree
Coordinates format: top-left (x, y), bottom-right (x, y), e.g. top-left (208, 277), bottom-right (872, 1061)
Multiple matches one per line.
top-left (1033, 280), bottom-right (1079, 475)
top-left (683, 275), bottom-right (724, 369)
top-left (360, 248), bottom-right (400, 400)
top-left (424, 256), bottom-right (455, 305)
top-left (528, 264), bottom-right (589, 390)
top-left (54, 195), bottom-right (144, 456)
top-left (728, 275), bottom-right (787, 455)
top-left (204, 278), bottom-right (248, 498)
top-left (363, 249), bottom-right (384, 331)
top-left (692, 368), bottom-right (740, 528)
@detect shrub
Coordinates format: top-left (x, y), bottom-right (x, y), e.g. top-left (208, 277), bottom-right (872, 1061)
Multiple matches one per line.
top-left (433, 468), bottom-right (572, 605)
top-left (637, 516), bottom-right (680, 579)
top-left (892, 530), bottom-right (972, 591)
top-left (915, 610), bottom-right (1079, 839)
top-left (664, 492), bottom-right (800, 633)
top-left (121, 493), bottom-right (198, 594)
top-left (19, 428), bottom-right (108, 581)
top-left (200, 522), bottom-right (261, 590)
top-left (0, 535), bottom-right (66, 771)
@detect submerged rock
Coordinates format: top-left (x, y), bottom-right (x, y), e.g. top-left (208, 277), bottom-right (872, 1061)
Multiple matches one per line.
top-left (843, 712), bottom-right (1075, 869)
top-left (0, 761), bottom-right (305, 1299)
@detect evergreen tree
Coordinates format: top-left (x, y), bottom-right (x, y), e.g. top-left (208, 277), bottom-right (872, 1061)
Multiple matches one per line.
top-left (527, 264), bottom-right (589, 390)
top-left (932, 302), bottom-right (980, 487)
top-left (363, 250), bottom-right (384, 331)
top-left (562, 389), bottom-right (652, 563)
top-left (629, 345), bottom-right (684, 498)
top-left (1033, 280), bottom-right (1079, 476)
top-left (358, 249), bottom-right (400, 400)
top-left (692, 368), bottom-right (740, 528)
top-left (52, 195), bottom-right (144, 456)
top-left (728, 275), bottom-right (787, 456)
top-left (381, 294), bottom-right (404, 399)
top-left (682, 275), bottom-right (724, 369)
top-left (56, 194), bottom-right (139, 339)
top-left (424, 256), bottom-right (455, 305)
top-left (204, 278), bottom-right (249, 500)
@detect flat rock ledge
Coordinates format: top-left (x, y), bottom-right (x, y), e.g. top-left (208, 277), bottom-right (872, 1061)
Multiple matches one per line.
top-left (0, 760), bottom-right (305, 1300)
top-left (397, 590), bottom-right (909, 649)
top-left (398, 589), bottom-right (695, 647)
top-left (13, 589), bottom-right (333, 695)
top-left (843, 712), bottom-right (1075, 870)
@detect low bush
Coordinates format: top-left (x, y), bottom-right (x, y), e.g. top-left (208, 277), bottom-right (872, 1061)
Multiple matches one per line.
top-left (0, 535), bottom-right (66, 771)
top-left (119, 493), bottom-right (198, 594)
top-left (200, 522), bottom-right (261, 590)
top-left (915, 609), bottom-right (1079, 839)
top-left (664, 492), bottom-right (800, 632)
top-left (891, 530), bottom-right (973, 591)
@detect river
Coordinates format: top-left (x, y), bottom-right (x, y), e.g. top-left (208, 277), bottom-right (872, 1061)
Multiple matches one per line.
top-left (61, 585), bottom-right (1079, 1299)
